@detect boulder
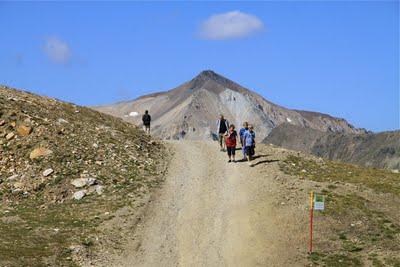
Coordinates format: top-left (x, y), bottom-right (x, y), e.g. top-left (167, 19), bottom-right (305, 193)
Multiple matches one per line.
top-left (16, 125), bottom-right (32, 136)
top-left (30, 147), bottom-right (53, 160)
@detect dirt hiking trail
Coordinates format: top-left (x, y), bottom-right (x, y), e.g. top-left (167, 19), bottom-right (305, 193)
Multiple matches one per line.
top-left (109, 141), bottom-right (307, 267)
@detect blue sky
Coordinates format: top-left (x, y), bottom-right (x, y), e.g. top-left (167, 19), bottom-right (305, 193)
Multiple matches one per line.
top-left (0, 1), bottom-right (398, 132)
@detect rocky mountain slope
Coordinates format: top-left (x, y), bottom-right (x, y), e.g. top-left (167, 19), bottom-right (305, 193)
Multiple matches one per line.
top-left (95, 70), bottom-right (365, 140)
top-left (263, 123), bottom-right (400, 170)
top-left (0, 85), bottom-right (167, 266)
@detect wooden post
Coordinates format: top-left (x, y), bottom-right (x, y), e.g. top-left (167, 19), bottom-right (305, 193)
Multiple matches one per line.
top-left (309, 191), bottom-right (314, 254)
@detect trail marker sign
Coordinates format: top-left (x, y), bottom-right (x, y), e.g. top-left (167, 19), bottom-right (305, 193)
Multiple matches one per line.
top-left (314, 194), bottom-right (325, 211)
top-left (309, 192), bottom-right (326, 253)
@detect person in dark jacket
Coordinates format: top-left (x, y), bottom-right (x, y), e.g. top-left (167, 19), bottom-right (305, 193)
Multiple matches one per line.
top-left (216, 115), bottom-right (229, 151)
top-left (142, 110), bottom-right (151, 134)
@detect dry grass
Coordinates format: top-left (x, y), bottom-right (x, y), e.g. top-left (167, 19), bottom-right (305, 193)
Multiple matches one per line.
top-left (280, 155), bottom-right (400, 266)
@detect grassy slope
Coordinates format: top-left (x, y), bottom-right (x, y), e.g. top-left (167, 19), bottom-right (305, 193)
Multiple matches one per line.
top-left (279, 154), bottom-right (400, 266)
top-left (0, 86), bottom-right (167, 266)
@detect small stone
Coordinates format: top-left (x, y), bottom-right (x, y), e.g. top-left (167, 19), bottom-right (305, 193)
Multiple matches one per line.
top-left (5, 132), bottom-right (15, 140)
top-left (10, 121), bottom-right (16, 127)
top-left (73, 190), bottom-right (86, 200)
top-left (391, 169), bottom-right (399, 174)
top-left (57, 118), bottom-right (69, 124)
top-left (70, 177), bottom-right (97, 188)
top-left (86, 177), bottom-right (97, 186)
top-left (69, 244), bottom-right (84, 254)
top-left (43, 168), bottom-right (54, 177)
top-left (12, 188), bottom-right (23, 194)
top-left (301, 169), bottom-right (307, 173)
top-left (95, 185), bottom-right (104, 195)
top-left (16, 125), bottom-right (32, 136)
top-left (13, 182), bottom-right (24, 189)
top-left (7, 174), bottom-right (19, 181)
top-left (350, 223), bottom-right (355, 227)
top-left (92, 143), bottom-right (99, 148)
top-left (30, 147), bottom-right (53, 159)
top-left (71, 178), bottom-right (87, 188)
top-left (0, 120), bottom-right (5, 126)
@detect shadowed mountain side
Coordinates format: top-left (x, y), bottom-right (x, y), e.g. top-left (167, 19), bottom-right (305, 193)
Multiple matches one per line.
top-left (263, 123), bottom-right (400, 170)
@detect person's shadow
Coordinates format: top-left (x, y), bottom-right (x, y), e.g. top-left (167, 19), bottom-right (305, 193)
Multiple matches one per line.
top-left (251, 159), bottom-right (279, 167)
top-left (252, 154), bottom-right (269, 159)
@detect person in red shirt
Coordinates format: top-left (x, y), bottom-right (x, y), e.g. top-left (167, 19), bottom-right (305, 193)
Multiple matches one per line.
top-left (225, 124), bottom-right (238, 163)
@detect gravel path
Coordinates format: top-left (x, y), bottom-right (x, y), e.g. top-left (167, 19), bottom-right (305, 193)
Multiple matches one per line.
top-left (110, 141), bottom-right (304, 267)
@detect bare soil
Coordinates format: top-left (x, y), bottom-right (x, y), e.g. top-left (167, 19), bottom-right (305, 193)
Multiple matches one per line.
top-left (97, 141), bottom-right (308, 267)
top-left (92, 141), bottom-right (400, 267)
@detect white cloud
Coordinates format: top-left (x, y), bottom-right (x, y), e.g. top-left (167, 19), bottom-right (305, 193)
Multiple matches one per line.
top-left (43, 36), bottom-right (71, 64)
top-left (199, 11), bottom-right (264, 40)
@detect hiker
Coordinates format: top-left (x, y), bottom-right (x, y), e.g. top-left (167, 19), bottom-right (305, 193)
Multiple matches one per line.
top-left (243, 125), bottom-right (256, 166)
top-left (225, 124), bottom-right (238, 162)
top-left (239, 122), bottom-right (249, 160)
top-left (179, 129), bottom-right (186, 140)
top-left (216, 115), bottom-right (229, 151)
top-left (249, 125), bottom-right (256, 157)
top-left (142, 110), bottom-right (151, 134)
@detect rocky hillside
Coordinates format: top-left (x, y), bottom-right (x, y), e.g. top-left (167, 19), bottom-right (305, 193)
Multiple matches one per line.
top-left (0, 85), bottom-right (166, 266)
top-left (263, 123), bottom-right (400, 170)
top-left (94, 70), bottom-right (365, 140)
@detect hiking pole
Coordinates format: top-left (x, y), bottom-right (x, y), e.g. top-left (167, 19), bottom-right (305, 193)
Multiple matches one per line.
top-left (309, 191), bottom-right (314, 254)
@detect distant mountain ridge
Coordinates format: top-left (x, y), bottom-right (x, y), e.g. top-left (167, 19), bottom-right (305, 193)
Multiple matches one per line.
top-left (94, 70), bottom-right (365, 140)
top-left (263, 123), bottom-right (400, 170)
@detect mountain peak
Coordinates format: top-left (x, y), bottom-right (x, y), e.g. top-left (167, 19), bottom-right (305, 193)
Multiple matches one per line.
top-left (190, 70), bottom-right (236, 89)
top-left (197, 70), bottom-right (219, 79)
